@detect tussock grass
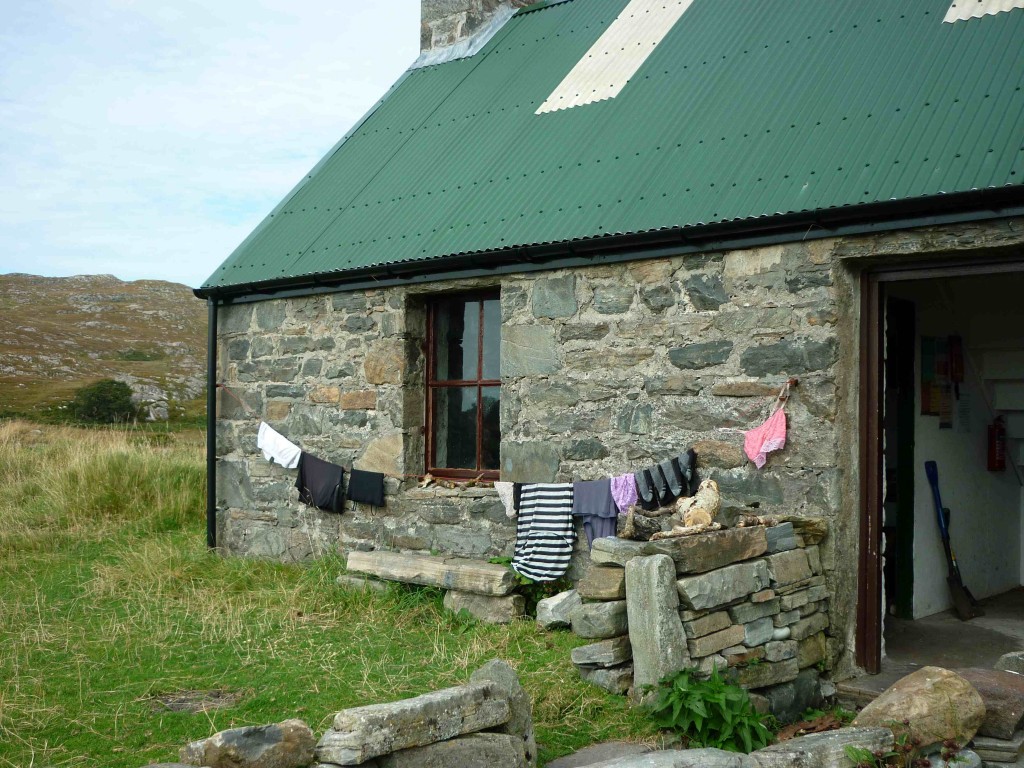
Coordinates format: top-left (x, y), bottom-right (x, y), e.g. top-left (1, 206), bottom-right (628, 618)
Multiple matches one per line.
top-left (0, 421), bottom-right (655, 767)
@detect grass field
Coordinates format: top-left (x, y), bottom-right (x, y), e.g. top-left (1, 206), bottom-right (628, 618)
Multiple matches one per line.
top-left (0, 421), bottom-right (656, 767)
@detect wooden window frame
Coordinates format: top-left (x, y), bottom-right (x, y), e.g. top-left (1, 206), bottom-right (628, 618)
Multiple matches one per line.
top-left (425, 290), bottom-right (500, 479)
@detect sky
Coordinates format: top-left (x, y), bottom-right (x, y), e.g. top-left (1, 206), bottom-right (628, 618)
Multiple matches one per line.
top-left (0, 0), bottom-right (420, 289)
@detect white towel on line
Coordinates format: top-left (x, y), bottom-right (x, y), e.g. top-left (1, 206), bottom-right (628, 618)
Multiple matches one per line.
top-left (257, 421), bottom-right (301, 469)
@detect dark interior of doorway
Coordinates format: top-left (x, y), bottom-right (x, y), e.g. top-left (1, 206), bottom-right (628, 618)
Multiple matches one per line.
top-left (883, 297), bottom-right (915, 620)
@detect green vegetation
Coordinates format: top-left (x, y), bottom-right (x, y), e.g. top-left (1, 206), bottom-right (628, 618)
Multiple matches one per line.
top-left (69, 378), bottom-right (136, 423)
top-left (0, 422), bottom-right (656, 767)
top-left (115, 347), bottom-right (165, 362)
top-left (645, 667), bottom-right (773, 753)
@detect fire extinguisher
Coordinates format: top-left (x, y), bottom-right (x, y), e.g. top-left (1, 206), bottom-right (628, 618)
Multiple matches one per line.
top-left (988, 416), bottom-right (1007, 472)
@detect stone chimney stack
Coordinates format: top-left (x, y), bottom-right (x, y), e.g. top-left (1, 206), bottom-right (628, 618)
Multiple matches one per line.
top-left (420, 0), bottom-right (533, 54)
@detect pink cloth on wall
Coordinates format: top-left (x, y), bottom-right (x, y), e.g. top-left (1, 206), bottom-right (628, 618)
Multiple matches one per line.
top-left (744, 408), bottom-right (787, 469)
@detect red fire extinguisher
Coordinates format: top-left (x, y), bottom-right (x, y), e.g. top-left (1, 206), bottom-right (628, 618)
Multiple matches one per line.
top-left (988, 416), bottom-right (1007, 472)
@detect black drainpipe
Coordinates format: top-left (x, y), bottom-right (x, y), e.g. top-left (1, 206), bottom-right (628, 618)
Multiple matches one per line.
top-left (206, 298), bottom-right (218, 550)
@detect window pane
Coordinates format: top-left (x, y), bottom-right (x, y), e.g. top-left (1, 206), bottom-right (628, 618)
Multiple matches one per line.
top-left (433, 297), bottom-right (479, 381)
top-left (432, 386), bottom-right (478, 469)
top-left (482, 298), bottom-right (500, 380)
top-left (481, 386), bottom-right (500, 470)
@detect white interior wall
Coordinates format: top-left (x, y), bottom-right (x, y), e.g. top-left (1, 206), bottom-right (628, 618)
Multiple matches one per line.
top-left (888, 277), bottom-right (1024, 619)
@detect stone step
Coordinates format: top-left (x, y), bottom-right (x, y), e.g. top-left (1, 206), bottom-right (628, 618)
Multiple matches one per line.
top-left (975, 729), bottom-right (1024, 764)
top-left (957, 669), bottom-right (1024, 740)
top-left (591, 526), bottom-right (767, 575)
top-left (346, 551), bottom-right (516, 596)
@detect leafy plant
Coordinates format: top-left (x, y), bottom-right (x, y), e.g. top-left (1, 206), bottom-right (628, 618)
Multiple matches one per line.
top-left (645, 667), bottom-right (773, 753)
top-left (488, 556), bottom-right (571, 616)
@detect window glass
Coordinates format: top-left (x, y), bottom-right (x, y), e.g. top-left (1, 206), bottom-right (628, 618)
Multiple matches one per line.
top-left (481, 386), bottom-right (500, 470)
top-left (432, 386), bottom-right (478, 470)
top-left (482, 298), bottom-right (500, 380)
top-left (433, 297), bottom-right (478, 381)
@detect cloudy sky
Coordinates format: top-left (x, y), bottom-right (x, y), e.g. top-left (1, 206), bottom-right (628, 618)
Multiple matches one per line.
top-left (0, 0), bottom-right (420, 288)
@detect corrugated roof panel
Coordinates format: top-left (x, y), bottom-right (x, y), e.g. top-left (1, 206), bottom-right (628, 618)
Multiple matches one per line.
top-left (945, 0), bottom-right (1024, 22)
top-left (203, 0), bottom-right (1024, 291)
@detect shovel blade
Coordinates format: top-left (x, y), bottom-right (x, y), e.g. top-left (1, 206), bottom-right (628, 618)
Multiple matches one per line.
top-left (948, 575), bottom-right (983, 621)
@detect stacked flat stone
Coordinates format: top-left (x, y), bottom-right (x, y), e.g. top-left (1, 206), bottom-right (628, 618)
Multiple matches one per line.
top-left (315, 660), bottom-right (536, 768)
top-left (572, 521), bottom-right (831, 718)
top-left (567, 564), bottom-right (633, 694)
top-left (345, 551), bottom-right (526, 624)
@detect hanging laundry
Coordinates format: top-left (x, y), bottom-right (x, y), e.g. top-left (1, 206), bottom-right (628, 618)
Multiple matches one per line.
top-left (744, 408), bottom-right (787, 469)
top-left (511, 483), bottom-right (575, 582)
top-left (512, 482), bottom-right (523, 513)
top-left (494, 481), bottom-right (516, 519)
top-left (610, 473), bottom-right (638, 514)
top-left (295, 452), bottom-right (345, 513)
top-left (634, 469), bottom-right (660, 511)
top-left (678, 449), bottom-right (699, 497)
top-left (347, 469), bottom-right (386, 507)
top-left (257, 422), bottom-right (301, 469)
top-left (571, 479), bottom-right (618, 548)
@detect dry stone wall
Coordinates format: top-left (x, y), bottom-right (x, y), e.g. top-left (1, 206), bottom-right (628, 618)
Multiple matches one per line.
top-left (565, 523), bottom-right (831, 719)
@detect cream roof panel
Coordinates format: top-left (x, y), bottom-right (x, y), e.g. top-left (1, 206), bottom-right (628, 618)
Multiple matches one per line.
top-left (535, 0), bottom-right (695, 114)
top-left (944, 0), bottom-right (1024, 22)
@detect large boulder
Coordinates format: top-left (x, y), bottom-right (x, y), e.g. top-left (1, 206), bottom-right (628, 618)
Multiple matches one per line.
top-left (852, 666), bottom-right (985, 752)
top-left (179, 719), bottom-right (315, 768)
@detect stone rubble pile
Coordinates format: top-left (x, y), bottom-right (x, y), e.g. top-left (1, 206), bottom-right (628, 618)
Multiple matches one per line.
top-left (545, 521), bottom-right (832, 718)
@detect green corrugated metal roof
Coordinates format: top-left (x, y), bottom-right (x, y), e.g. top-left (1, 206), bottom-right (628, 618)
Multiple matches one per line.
top-left (202, 0), bottom-right (1024, 293)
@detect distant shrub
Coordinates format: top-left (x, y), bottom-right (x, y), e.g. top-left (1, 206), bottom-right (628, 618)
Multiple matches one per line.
top-left (116, 348), bottom-right (163, 361)
top-left (71, 379), bottom-right (136, 423)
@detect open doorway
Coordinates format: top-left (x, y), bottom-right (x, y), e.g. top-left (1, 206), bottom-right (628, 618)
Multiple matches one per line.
top-left (857, 264), bottom-right (1024, 686)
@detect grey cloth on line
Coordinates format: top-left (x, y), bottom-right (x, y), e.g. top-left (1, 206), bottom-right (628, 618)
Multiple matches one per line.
top-left (571, 478), bottom-right (618, 549)
top-left (511, 483), bottom-right (575, 582)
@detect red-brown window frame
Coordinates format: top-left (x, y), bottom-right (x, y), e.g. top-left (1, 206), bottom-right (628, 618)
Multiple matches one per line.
top-left (425, 291), bottom-right (500, 480)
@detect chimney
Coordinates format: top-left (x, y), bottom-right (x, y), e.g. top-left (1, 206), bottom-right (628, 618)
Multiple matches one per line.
top-left (420, 0), bottom-right (533, 56)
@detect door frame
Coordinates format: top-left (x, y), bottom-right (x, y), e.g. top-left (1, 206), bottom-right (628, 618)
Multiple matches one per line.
top-left (857, 256), bottom-right (1024, 673)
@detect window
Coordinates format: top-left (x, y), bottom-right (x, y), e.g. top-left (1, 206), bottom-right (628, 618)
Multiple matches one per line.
top-left (426, 292), bottom-right (500, 477)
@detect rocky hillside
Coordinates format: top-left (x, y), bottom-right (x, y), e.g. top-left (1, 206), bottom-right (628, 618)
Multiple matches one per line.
top-left (0, 274), bottom-right (206, 420)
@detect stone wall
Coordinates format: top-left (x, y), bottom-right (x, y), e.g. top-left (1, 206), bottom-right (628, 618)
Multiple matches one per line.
top-left (214, 217), bottom-right (1024, 677)
top-left (420, 0), bottom-right (531, 52)
top-left (566, 523), bottom-right (830, 720)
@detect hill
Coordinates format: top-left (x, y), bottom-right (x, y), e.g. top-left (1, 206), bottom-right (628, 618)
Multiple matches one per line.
top-left (0, 273), bottom-right (206, 421)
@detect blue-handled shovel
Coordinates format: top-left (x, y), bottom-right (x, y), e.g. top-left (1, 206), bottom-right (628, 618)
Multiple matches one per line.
top-left (924, 460), bottom-right (982, 621)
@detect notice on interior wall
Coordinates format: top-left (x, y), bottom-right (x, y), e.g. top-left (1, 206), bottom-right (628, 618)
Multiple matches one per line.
top-left (956, 389), bottom-right (972, 434)
top-left (921, 337), bottom-right (938, 415)
top-left (939, 384), bottom-right (954, 429)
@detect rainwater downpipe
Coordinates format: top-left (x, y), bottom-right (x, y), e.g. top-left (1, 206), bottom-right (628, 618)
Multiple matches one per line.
top-left (206, 298), bottom-right (218, 549)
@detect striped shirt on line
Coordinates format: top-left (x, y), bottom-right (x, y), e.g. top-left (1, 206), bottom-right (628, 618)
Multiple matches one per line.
top-left (511, 483), bottom-right (575, 582)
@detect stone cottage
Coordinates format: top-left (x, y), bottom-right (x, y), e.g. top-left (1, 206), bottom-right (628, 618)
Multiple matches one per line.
top-left (195, 0), bottom-right (1024, 679)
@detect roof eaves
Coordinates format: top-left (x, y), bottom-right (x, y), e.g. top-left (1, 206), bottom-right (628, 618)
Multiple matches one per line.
top-left (194, 185), bottom-right (1024, 301)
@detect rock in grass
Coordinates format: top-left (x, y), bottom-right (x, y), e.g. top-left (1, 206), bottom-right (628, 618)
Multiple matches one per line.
top-left (179, 719), bottom-right (315, 768)
top-left (377, 732), bottom-right (527, 767)
top-left (316, 682), bottom-right (510, 765)
top-left (536, 589), bottom-right (581, 630)
top-left (470, 660), bottom-right (537, 768)
top-left (583, 747), bottom-right (760, 767)
top-left (752, 727), bottom-right (894, 767)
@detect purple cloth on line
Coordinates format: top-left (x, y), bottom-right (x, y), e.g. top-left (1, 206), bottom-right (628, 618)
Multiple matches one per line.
top-left (610, 473), bottom-right (638, 513)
